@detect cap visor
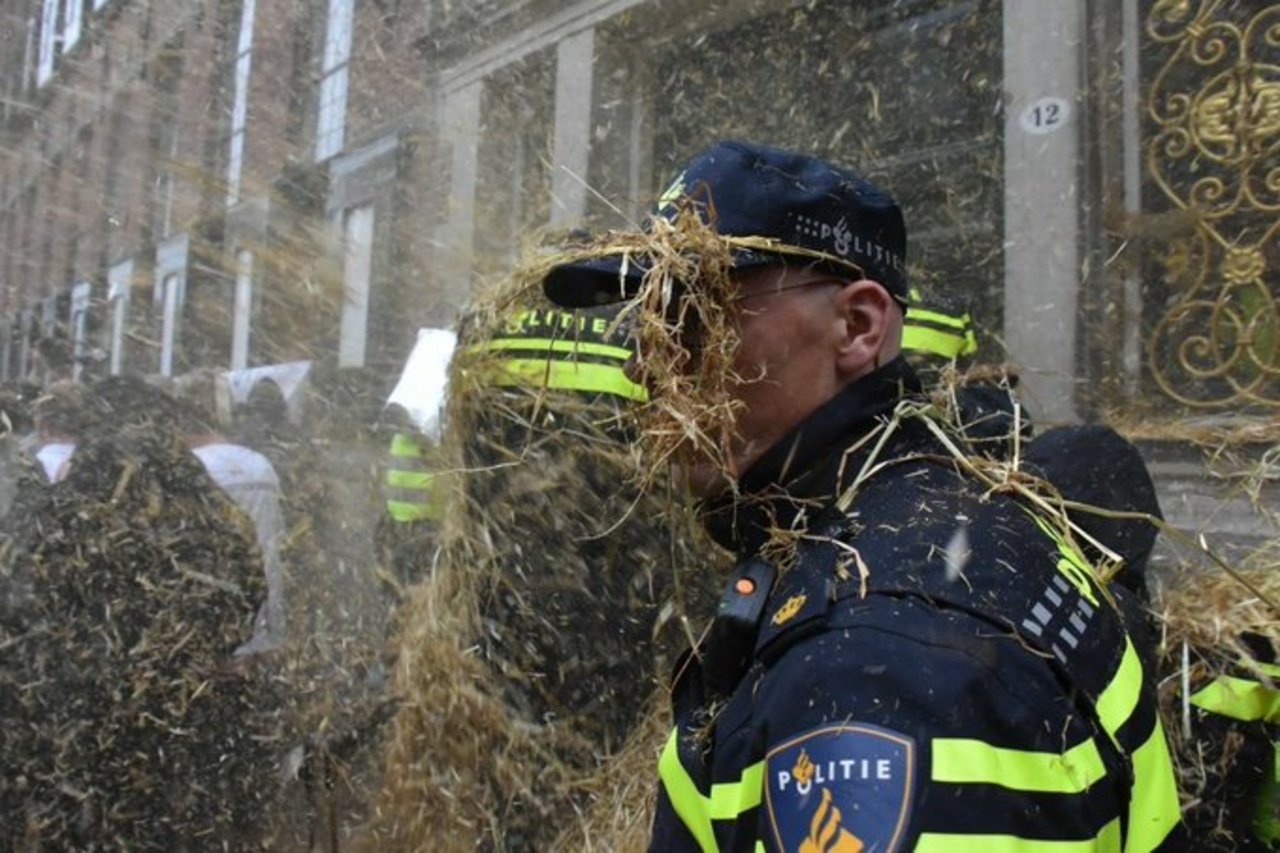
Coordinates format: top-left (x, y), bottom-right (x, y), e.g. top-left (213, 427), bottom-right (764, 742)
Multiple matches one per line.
top-left (543, 255), bottom-right (650, 308)
top-left (542, 248), bottom-right (792, 308)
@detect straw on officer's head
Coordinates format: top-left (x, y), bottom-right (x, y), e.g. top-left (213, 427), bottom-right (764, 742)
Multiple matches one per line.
top-left (541, 140), bottom-right (909, 493)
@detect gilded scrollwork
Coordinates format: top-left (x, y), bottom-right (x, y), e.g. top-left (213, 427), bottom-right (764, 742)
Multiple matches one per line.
top-left (1146, 1), bottom-right (1280, 408)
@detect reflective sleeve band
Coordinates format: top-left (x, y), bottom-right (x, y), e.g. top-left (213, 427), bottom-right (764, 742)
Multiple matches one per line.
top-left (1123, 717), bottom-right (1181, 853)
top-left (1190, 674), bottom-right (1280, 723)
top-left (708, 760), bottom-right (763, 820)
top-left (490, 358), bottom-right (648, 400)
top-left (902, 324), bottom-right (978, 358)
top-left (658, 728), bottom-right (766, 851)
top-left (1095, 639), bottom-right (1142, 743)
top-left (915, 817), bottom-right (1122, 852)
top-left (905, 306), bottom-right (972, 331)
top-left (931, 736), bottom-right (1107, 794)
top-left (1094, 638), bottom-right (1180, 852)
top-left (386, 498), bottom-right (440, 523)
top-left (481, 337), bottom-right (633, 362)
top-left (389, 432), bottom-right (427, 458)
top-left (386, 469), bottom-right (434, 490)
top-left (658, 729), bottom-right (718, 853)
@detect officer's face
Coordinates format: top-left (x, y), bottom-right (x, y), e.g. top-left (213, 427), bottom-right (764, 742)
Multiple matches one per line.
top-left (677, 267), bottom-right (850, 498)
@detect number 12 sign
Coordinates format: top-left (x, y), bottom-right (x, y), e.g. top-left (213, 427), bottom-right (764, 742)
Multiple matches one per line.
top-left (1020, 96), bottom-right (1070, 135)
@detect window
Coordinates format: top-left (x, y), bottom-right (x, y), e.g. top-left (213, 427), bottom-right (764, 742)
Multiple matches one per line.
top-left (0, 322), bottom-right (10, 382)
top-left (337, 204), bottom-right (373, 368)
top-left (69, 280), bottom-right (90, 381)
top-left (39, 297), bottom-right (57, 382)
top-left (155, 233), bottom-right (189, 377)
top-left (231, 249), bottom-right (253, 369)
top-left (227, 0), bottom-right (256, 206)
top-left (63, 0), bottom-right (83, 53)
top-left (16, 311), bottom-right (33, 381)
top-left (22, 17), bottom-right (37, 93)
top-left (315, 0), bottom-right (353, 162)
top-left (160, 273), bottom-right (181, 377)
top-left (37, 0), bottom-right (59, 87)
top-left (107, 259), bottom-right (132, 375)
top-left (151, 37), bottom-right (185, 238)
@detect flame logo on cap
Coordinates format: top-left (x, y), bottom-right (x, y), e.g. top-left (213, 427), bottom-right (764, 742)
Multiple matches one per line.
top-left (832, 218), bottom-right (852, 257)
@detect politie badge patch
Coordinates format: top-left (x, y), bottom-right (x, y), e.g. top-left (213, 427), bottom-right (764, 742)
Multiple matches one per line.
top-left (764, 724), bottom-right (916, 852)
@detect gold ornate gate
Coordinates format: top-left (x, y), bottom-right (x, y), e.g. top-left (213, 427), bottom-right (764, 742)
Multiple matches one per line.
top-left (1144, 0), bottom-right (1279, 410)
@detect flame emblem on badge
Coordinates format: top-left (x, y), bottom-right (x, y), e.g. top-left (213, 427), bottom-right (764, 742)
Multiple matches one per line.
top-left (799, 788), bottom-right (864, 853)
top-left (793, 749), bottom-right (816, 786)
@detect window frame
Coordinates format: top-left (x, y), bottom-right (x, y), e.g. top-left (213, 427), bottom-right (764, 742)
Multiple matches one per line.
top-left (227, 0), bottom-right (257, 206)
top-left (315, 0), bottom-right (354, 162)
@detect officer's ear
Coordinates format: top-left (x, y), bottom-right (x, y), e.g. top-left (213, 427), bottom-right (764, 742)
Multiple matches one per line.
top-left (833, 280), bottom-right (901, 380)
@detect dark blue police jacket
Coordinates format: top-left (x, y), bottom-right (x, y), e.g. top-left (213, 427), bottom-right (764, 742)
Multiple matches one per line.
top-left (650, 358), bottom-right (1182, 852)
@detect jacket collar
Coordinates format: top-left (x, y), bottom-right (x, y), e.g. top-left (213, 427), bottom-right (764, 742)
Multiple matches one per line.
top-left (700, 357), bottom-right (925, 554)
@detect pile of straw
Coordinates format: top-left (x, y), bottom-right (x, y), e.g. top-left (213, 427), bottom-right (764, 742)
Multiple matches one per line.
top-left (0, 391), bottom-right (276, 849)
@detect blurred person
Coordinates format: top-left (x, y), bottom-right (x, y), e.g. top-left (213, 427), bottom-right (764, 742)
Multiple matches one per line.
top-left (31, 380), bottom-right (97, 482)
top-left (173, 370), bottom-right (288, 658)
top-left (376, 330), bottom-right (456, 596)
top-left (0, 382), bottom-right (41, 518)
top-left (543, 140), bottom-right (1181, 850)
top-left (0, 375), bottom-right (273, 847)
top-left (1179, 633), bottom-right (1279, 850)
top-left (236, 378), bottom-right (292, 458)
top-left (374, 288), bottom-right (725, 851)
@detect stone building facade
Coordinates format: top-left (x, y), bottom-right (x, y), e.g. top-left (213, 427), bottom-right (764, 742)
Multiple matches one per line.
top-left (0, 0), bottom-right (1275, 539)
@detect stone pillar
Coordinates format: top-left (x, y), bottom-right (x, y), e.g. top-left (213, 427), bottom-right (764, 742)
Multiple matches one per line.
top-left (439, 81), bottom-right (482, 309)
top-left (550, 27), bottom-right (595, 227)
top-left (1001, 1), bottom-right (1086, 425)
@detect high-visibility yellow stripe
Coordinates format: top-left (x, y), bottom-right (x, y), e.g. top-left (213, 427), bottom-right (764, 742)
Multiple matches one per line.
top-left (915, 817), bottom-right (1122, 852)
top-left (389, 432), bottom-right (428, 458)
top-left (905, 306), bottom-right (972, 331)
top-left (386, 498), bottom-right (441, 523)
top-left (1191, 674), bottom-right (1280, 723)
top-left (902, 325), bottom-right (978, 359)
top-left (932, 736), bottom-right (1107, 794)
top-left (1093, 638), bottom-right (1180, 852)
top-left (491, 358), bottom-right (648, 400)
top-left (1095, 639), bottom-right (1142, 741)
top-left (709, 761), bottom-right (763, 819)
top-left (386, 469), bottom-right (434, 490)
top-left (658, 728), bottom-right (765, 851)
top-left (1122, 717), bottom-right (1180, 853)
top-left (658, 729), bottom-right (718, 853)
top-left (481, 337), bottom-right (633, 362)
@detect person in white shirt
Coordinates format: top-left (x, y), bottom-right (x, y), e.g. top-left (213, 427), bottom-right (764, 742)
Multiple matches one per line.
top-left (172, 371), bottom-right (288, 658)
top-left (31, 381), bottom-right (94, 483)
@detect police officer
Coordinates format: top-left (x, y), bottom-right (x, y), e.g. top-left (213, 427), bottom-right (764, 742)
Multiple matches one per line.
top-left (451, 299), bottom-right (656, 739)
top-left (1182, 636), bottom-right (1279, 849)
top-left (377, 329), bottom-right (457, 594)
top-left (544, 140), bottom-right (1182, 850)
